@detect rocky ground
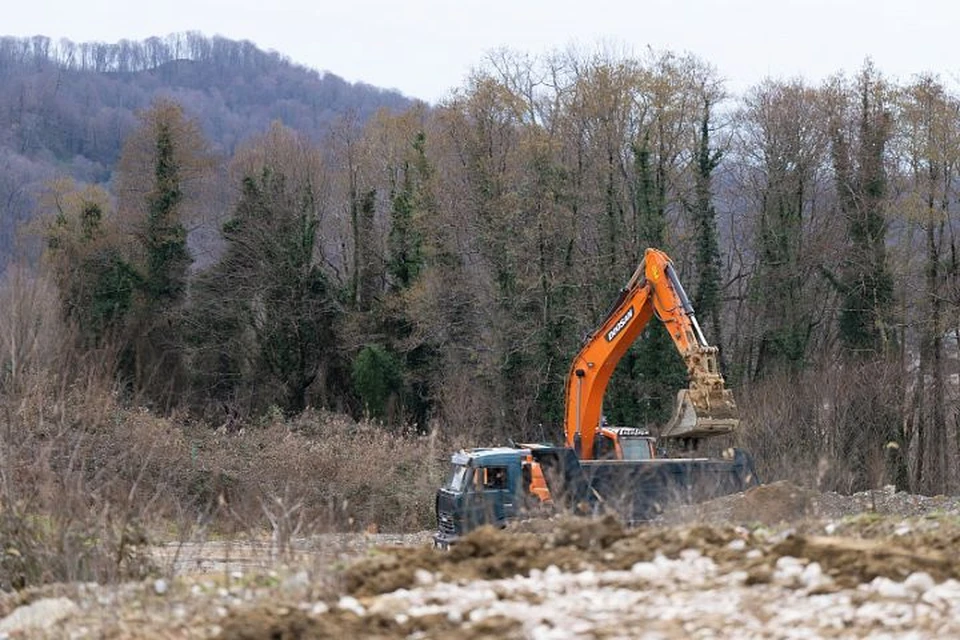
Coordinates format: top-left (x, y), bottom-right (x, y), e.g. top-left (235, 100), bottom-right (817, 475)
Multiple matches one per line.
top-left (4, 483), bottom-right (960, 638)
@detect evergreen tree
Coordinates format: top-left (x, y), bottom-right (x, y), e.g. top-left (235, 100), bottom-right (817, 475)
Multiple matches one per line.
top-left (193, 168), bottom-right (339, 413)
top-left (690, 99), bottom-right (724, 349)
top-left (352, 344), bottom-right (403, 419)
top-left (143, 122), bottom-right (189, 306)
top-left (828, 67), bottom-right (895, 356)
top-left (113, 100), bottom-right (213, 406)
top-left (42, 181), bottom-right (140, 348)
top-left (189, 123), bottom-right (339, 414)
top-left (604, 141), bottom-right (687, 428)
top-left (387, 132), bottom-right (426, 292)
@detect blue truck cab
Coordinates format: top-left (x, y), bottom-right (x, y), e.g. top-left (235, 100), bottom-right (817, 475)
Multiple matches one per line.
top-left (434, 447), bottom-right (530, 548)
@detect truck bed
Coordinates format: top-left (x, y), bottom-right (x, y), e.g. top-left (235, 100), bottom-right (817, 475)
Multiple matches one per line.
top-left (531, 447), bottom-right (759, 522)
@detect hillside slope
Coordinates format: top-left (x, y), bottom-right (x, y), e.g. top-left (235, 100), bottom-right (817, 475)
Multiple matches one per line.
top-left (0, 33), bottom-right (415, 258)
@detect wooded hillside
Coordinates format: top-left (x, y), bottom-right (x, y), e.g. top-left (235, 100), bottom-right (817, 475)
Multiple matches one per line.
top-left (0, 33), bottom-right (412, 259)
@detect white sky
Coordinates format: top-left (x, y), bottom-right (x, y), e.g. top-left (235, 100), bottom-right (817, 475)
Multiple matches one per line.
top-left (5, 0), bottom-right (959, 102)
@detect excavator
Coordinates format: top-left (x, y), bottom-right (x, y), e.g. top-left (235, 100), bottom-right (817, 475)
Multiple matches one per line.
top-left (434, 248), bottom-right (756, 546)
top-left (566, 247), bottom-right (739, 460)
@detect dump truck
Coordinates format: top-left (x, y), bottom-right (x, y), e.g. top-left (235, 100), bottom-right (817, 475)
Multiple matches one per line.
top-left (434, 444), bottom-right (758, 547)
top-left (435, 248), bottom-right (755, 545)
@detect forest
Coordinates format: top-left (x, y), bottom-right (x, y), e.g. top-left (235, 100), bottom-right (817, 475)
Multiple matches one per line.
top-left (3, 33), bottom-right (960, 512)
top-left (0, 33), bottom-right (411, 259)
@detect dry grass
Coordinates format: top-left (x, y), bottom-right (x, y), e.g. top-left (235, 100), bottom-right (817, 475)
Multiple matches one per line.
top-left (0, 368), bottom-right (447, 590)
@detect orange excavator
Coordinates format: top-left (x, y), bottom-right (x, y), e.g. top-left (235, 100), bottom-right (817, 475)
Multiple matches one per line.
top-left (565, 247), bottom-right (739, 459)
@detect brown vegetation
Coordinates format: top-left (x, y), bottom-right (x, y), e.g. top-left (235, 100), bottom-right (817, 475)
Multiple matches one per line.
top-left (0, 336), bottom-right (447, 590)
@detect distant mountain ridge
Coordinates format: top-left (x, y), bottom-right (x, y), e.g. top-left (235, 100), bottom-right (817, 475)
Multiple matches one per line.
top-left (0, 32), bottom-right (416, 257)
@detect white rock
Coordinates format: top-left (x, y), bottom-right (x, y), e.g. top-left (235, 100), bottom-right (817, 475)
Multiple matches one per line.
top-left (414, 569), bottom-right (435, 586)
top-left (921, 579), bottom-right (960, 608)
top-left (631, 561), bottom-right (660, 580)
top-left (153, 578), bottom-right (169, 595)
top-left (904, 572), bottom-right (935, 595)
top-left (0, 598), bottom-right (79, 634)
top-left (727, 570), bottom-right (749, 585)
top-left (310, 602), bottom-right (330, 616)
top-left (774, 556), bottom-right (805, 584)
top-left (727, 539), bottom-right (746, 551)
top-left (369, 594), bottom-right (412, 617)
top-left (653, 553), bottom-right (672, 569)
top-left (871, 577), bottom-right (910, 600)
top-left (800, 562), bottom-right (826, 589)
top-left (338, 596), bottom-right (366, 616)
top-left (575, 570), bottom-right (597, 586)
top-left (680, 548), bottom-right (702, 561)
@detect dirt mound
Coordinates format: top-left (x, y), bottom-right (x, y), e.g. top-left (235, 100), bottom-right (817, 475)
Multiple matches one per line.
top-left (219, 605), bottom-right (522, 640)
top-left (343, 516), bottom-right (752, 597)
top-left (770, 534), bottom-right (959, 588)
top-left (660, 480), bottom-right (960, 527)
top-left (731, 481), bottom-right (817, 523)
top-left (344, 510), bottom-right (960, 598)
top-left (657, 480), bottom-right (817, 525)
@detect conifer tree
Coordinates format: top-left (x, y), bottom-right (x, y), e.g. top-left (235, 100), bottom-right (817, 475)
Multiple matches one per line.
top-left (690, 99), bottom-right (724, 350)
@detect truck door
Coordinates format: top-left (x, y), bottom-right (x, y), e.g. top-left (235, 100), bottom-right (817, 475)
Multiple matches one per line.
top-left (465, 465), bottom-right (511, 527)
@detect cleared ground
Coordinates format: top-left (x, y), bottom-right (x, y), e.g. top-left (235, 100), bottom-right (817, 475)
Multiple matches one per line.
top-left (4, 483), bottom-right (960, 638)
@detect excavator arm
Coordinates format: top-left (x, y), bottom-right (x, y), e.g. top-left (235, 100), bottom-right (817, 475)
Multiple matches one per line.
top-left (564, 248), bottom-right (739, 459)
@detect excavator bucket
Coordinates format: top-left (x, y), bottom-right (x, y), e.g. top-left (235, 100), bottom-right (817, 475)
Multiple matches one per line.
top-left (659, 386), bottom-right (740, 442)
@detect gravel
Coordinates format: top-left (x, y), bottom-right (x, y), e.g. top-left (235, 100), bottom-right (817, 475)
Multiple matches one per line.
top-left (353, 554), bottom-right (960, 639)
top-left (5, 484), bottom-right (960, 638)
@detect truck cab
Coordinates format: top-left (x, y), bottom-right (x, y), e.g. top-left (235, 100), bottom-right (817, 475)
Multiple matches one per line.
top-left (434, 447), bottom-right (528, 548)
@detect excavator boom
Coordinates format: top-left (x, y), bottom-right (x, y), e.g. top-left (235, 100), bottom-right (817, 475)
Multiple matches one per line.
top-left (564, 248), bottom-right (739, 459)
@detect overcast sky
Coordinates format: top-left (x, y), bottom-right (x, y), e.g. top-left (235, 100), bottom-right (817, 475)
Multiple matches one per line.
top-left (5, 0), bottom-right (959, 102)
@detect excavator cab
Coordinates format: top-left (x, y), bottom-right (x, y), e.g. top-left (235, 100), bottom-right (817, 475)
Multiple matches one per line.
top-left (600, 427), bottom-right (657, 460)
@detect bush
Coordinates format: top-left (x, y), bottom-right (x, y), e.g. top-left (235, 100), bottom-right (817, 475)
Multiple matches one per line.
top-left (0, 385), bottom-right (448, 591)
top-left (737, 359), bottom-right (906, 493)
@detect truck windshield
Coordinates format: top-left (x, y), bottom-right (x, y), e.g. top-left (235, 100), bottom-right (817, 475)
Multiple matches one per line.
top-left (619, 437), bottom-right (653, 460)
top-left (445, 464), bottom-right (472, 492)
